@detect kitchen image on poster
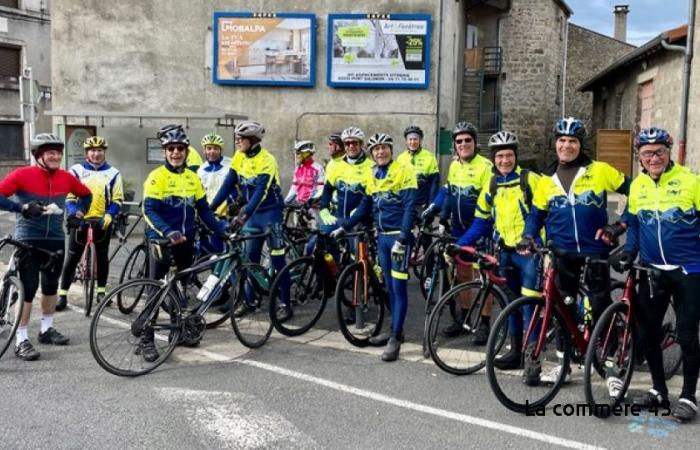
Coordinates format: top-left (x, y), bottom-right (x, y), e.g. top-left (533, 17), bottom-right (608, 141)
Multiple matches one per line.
top-left (213, 12), bottom-right (316, 87)
top-left (327, 13), bottom-right (431, 89)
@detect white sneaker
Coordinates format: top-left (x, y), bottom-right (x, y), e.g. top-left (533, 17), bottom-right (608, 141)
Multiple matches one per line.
top-left (606, 376), bottom-right (623, 398)
top-left (540, 364), bottom-right (571, 384)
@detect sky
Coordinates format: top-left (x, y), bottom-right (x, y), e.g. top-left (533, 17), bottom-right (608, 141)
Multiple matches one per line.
top-left (565, 0), bottom-right (689, 46)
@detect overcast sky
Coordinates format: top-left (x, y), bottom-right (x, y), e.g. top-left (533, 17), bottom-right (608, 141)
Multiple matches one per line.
top-left (565, 0), bottom-right (689, 46)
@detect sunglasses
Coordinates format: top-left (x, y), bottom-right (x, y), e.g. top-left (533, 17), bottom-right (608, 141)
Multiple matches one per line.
top-left (165, 145), bottom-right (186, 153)
top-left (455, 138), bottom-right (473, 144)
top-left (344, 140), bottom-right (361, 146)
top-left (639, 148), bottom-right (669, 159)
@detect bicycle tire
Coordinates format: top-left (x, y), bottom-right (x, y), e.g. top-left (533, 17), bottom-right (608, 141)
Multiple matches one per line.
top-left (661, 305), bottom-right (682, 380)
top-left (117, 244), bottom-right (149, 314)
top-left (230, 263), bottom-right (273, 348)
top-left (84, 243), bottom-right (97, 317)
top-left (0, 276), bottom-right (25, 360)
top-left (426, 281), bottom-right (508, 375)
top-left (90, 278), bottom-right (182, 377)
top-left (269, 256), bottom-right (329, 337)
top-left (485, 296), bottom-right (572, 414)
top-left (335, 262), bottom-right (386, 347)
top-left (418, 238), bottom-right (442, 300)
top-left (583, 301), bottom-right (636, 417)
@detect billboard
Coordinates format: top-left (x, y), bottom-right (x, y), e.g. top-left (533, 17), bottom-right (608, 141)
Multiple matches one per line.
top-left (327, 13), bottom-right (431, 89)
top-left (213, 12), bottom-right (316, 87)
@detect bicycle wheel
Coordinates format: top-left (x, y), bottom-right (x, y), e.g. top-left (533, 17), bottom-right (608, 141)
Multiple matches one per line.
top-left (0, 276), bottom-right (25, 360)
top-left (117, 244), bottom-right (149, 314)
top-left (662, 304), bottom-right (682, 380)
top-left (418, 238), bottom-right (442, 300)
top-left (90, 279), bottom-right (182, 377)
top-left (269, 256), bottom-right (329, 336)
top-left (486, 296), bottom-right (571, 414)
top-left (230, 263), bottom-right (273, 348)
top-left (583, 301), bottom-right (636, 417)
top-left (84, 243), bottom-right (97, 317)
top-left (335, 262), bottom-right (386, 347)
top-left (426, 281), bottom-right (508, 375)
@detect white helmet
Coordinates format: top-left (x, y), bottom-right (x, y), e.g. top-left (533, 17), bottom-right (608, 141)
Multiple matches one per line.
top-left (488, 131), bottom-right (519, 151)
top-left (341, 126), bottom-right (365, 143)
top-left (367, 133), bottom-right (394, 152)
top-left (294, 140), bottom-right (315, 154)
top-left (235, 121), bottom-right (265, 140)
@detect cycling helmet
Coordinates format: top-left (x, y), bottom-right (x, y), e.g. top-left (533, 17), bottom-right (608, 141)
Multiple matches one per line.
top-left (30, 133), bottom-right (64, 158)
top-left (157, 124), bottom-right (183, 139)
top-left (452, 121), bottom-right (478, 141)
top-left (329, 132), bottom-right (344, 147)
top-left (294, 140), bottom-right (315, 154)
top-left (635, 127), bottom-right (673, 148)
top-left (367, 133), bottom-right (394, 152)
top-left (488, 131), bottom-right (518, 152)
top-left (159, 127), bottom-right (190, 147)
top-left (234, 121), bottom-right (265, 140)
top-left (201, 133), bottom-right (224, 148)
top-left (83, 136), bottom-right (108, 150)
top-left (403, 125), bottom-right (424, 139)
top-left (554, 117), bottom-right (586, 142)
top-left (341, 126), bottom-right (365, 143)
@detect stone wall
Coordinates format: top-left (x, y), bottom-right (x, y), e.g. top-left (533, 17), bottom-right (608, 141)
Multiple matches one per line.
top-left (565, 24), bottom-right (635, 131)
top-left (686, 17), bottom-right (700, 172)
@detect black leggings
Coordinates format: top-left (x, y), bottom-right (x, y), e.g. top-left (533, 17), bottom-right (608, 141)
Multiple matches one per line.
top-left (17, 240), bottom-right (64, 302)
top-left (59, 227), bottom-right (111, 290)
top-left (554, 252), bottom-right (611, 323)
top-left (636, 269), bottom-right (700, 402)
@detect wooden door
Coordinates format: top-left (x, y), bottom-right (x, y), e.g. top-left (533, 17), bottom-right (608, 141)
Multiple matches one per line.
top-left (596, 129), bottom-right (633, 176)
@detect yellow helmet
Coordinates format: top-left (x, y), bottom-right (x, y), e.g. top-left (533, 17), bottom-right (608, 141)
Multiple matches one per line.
top-left (201, 133), bottom-right (224, 148)
top-left (83, 136), bottom-right (108, 150)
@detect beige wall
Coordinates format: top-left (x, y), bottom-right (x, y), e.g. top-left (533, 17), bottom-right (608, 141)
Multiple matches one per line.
top-left (687, 18), bottom-right (700, 171)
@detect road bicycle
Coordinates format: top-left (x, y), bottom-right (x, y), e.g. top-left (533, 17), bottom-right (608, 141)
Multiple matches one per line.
top-left (70, 219), bottom-right (103, 317)
top-left (0, 237), bottom-right (62, 360)
top-left (583, 263), bottom-right (682, 417)
top-left (89, 229), bottom-right (273, 377)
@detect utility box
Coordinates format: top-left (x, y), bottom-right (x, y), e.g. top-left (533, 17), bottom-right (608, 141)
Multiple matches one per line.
top-left (438, 128), bottom-right (453, 155)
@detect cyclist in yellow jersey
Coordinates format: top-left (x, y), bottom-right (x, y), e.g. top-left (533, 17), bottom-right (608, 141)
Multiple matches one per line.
top-left (57, 136), bottom-right (124, 310)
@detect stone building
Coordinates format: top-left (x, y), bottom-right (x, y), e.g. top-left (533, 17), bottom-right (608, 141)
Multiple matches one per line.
top-left (0, 0), bottom-right (52, 176)
top-left (684, 12), bottom-right (700, 172)
top-left (50, 0), bottom-right (575, 199)
top-left (580, 25), bottom-right (687, 175)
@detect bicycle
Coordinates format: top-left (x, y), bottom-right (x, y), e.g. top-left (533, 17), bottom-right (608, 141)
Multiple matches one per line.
top-left (334, 227), bottom-right (389, 347)
top-left (268, 230), bottom-right (352, 336)
top-left (485, 244), bottom-right (614, 413)
top-left (0, 237), bottom-right (62, 360)
top-left (426, 245), bottom-right (509, 375)
top-left (89, 229), bottom-right (273, 377)
top-left (108, 202), bottom-right (143, 264)
top-left (71, 218), bottom-right (103, 317)
top-left (582, 263), bottom-right (682, 417)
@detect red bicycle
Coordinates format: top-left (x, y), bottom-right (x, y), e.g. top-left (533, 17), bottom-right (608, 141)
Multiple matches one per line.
top-left (73, 219), bottom-right (101, 317)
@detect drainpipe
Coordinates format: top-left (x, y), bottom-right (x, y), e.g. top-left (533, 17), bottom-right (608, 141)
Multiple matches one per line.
top-left (435, 0), bottom-right (445, 156)
top-left (562, 17), bottom-right (568, 116)
top-left (661, 0), bottom-right (695, 165)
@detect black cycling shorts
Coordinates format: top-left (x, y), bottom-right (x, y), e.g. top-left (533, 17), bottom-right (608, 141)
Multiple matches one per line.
top-left (17, 239), bottom-right (64, 302)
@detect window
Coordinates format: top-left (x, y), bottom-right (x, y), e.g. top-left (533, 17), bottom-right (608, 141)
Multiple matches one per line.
top-left (638, 80), bottom-right (654, 129)
top-left (0, 45), bottom-right (21, 84)
top-left (0, 122), bottom-right (25, 160)
top-left (0, 0), bottom-right (19, 9)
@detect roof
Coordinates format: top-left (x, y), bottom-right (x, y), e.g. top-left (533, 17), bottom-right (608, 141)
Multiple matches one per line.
top-left (554, 0), bottom-right (573, 17)
top-left (579, 24), bottom-right (688, 92)
top-left (568, 23), bottom-right (636, 49)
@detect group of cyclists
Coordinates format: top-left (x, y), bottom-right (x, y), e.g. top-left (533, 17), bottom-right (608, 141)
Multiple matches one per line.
top-left (1, 114), bottom-right (699, 423)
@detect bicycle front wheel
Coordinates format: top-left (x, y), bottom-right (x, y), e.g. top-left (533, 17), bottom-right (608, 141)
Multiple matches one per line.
top-left (0, 276), bottom-right (25, 360)
top-left (117, 244), bottom-right (149, 313)
top-left (427, 281), bottom-right (508, 375)
top-left (90, 279), bottom-right (182, 377)
top-left (486, 296), bottom-right (571, 414)
top-left (583, 301), bottom-right (636, 417)
top-left (661, 304), bottom-right (682, 380)
top-left (335, 262), bottom-right (386, 347)
top-left (269, 256), bottom-right (329, 337)
top-left (230, 263), bottom-right (273, 348)
top-left (84, 243), bottom-right (97, 317)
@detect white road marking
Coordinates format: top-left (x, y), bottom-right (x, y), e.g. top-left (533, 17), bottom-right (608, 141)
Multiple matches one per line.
top-left (156, 387), bottom-right (319, 449)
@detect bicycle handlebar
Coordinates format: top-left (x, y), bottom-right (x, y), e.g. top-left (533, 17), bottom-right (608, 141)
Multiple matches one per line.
top-left (0, 236), bottom-right (64, 268)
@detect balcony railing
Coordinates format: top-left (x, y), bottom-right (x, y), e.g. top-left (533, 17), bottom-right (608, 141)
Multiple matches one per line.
top-left (464, 47), bottom-right (502, 74)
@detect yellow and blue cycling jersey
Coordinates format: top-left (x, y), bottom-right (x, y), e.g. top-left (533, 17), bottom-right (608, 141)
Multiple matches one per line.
top-left (143, 163), bottom-right (224, 240)
top-left (625, 163), bottom-right (700, 272)
top-left (440, 154), bottom-right (493, 230)
top-left (319, 152), bottom-right (374, 219)
top-left (396, 148), bottom-right (439, 207)
top-left (66, 161), bottom-right (123, 219)
top-left (458, 167), bottom-right (540, 248)
top-left (344, 160), bottom-right (418, 241)
top-left (524, 155), bottom-right (629, 254)
top-left (186, 146), bottom-right (203, 171)
top-left (210, 146), bottom-right (284, 216)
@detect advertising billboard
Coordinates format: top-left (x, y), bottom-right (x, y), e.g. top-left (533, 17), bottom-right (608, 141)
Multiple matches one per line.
top-left (213, 12), bottom-right (316, 87)
top-left (327, 13), bottom-right (431, 89)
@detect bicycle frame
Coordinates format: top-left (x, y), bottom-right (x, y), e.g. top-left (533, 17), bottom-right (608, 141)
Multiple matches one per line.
top-left (108, 209), bottom-right (143, 263)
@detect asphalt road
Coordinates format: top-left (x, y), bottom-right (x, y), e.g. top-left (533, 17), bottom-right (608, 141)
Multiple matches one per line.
top-left (0, 208), bottom-right (698, 449)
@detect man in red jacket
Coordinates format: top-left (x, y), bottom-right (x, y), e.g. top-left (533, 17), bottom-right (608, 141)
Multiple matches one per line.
top-left (0, 134), bottom-right (91, 361)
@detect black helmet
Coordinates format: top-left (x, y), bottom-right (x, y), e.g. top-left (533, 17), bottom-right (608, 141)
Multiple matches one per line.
top-left (158, 126), bottom-right (190, 147)
top-left (452, 122), bottom-right (478, 141)
top-left (30, 133), bottom-right (64, 158)
top-left (403, 125), bottom-right (424, 139)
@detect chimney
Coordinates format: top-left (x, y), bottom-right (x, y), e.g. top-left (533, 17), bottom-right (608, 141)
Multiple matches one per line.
top-left (613, 5), bottom-right (630, 41)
